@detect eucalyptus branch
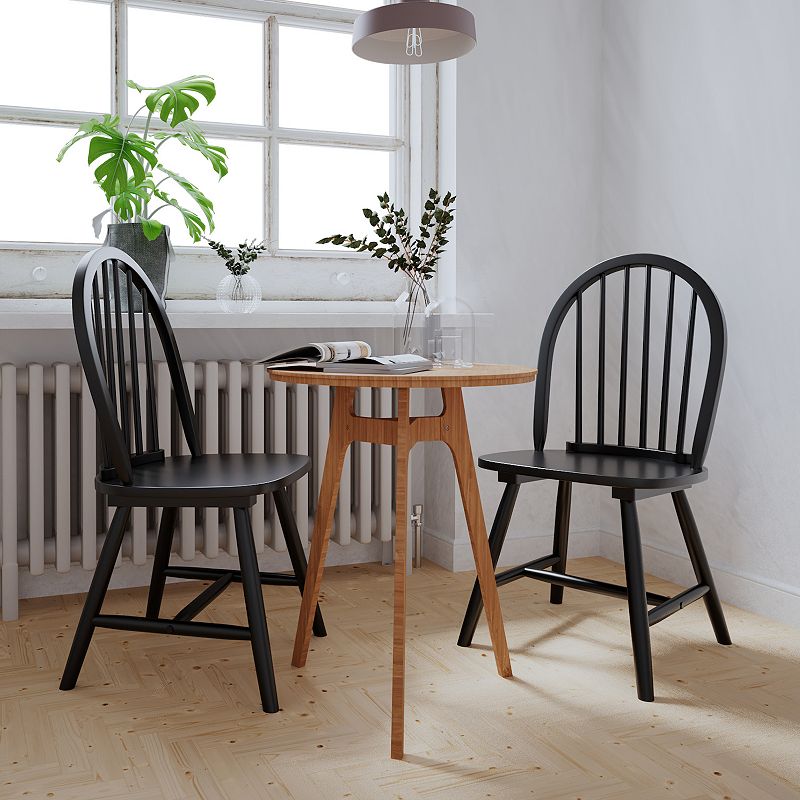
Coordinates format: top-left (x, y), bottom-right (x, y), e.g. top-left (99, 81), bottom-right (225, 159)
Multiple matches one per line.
top-left (206, 238), bottom-right (268, 276)
top-left (318, 188), bottom-right (455, 299)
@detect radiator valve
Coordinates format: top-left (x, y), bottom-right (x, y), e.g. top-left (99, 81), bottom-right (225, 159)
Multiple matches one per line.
top-left (411, 504), bottom-right (423, 568)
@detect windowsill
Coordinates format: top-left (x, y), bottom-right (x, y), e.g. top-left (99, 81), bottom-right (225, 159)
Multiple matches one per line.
top-left (0, 298), bottom-right (402, 330)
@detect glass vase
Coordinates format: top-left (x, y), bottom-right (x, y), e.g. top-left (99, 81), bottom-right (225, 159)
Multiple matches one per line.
top-left (216, 273), bottom-right (262, 314)
top-left (393, 284), bottom-right (430, 355)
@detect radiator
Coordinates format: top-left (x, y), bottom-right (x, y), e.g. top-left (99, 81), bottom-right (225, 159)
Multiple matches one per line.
top-left (0, 361), bottom-right (395, 620)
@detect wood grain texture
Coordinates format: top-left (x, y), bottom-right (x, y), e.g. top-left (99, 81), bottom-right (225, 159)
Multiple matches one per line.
top-left (440, 388), bottom-right (512, 678)
top-left (269, 363), bottom-right (536, 389)
top-left (391, 388), bottom-right (411, 760)
top-left (291, 381), bottom-right (515, 760)
top-left (1, 559), bottom-right (798, 800)
top-left (291, 387), bottom-right (353, 669)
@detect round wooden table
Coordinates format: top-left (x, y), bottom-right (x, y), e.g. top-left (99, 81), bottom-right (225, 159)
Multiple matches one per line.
top-left (270, 364), bottom-right (536, 759)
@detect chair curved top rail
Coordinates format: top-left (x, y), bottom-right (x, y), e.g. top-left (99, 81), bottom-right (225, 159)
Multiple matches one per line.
top-left (72, 247), bottom-right (201, 485)
top-left (533, 253), bottom-right (726, 471)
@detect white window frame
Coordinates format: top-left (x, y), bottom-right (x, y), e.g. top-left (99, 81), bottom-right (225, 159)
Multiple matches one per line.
top-left (0, 0), bottom-right (441, 301)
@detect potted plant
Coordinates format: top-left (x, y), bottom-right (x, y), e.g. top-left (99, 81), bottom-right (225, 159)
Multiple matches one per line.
top-left (318, 188), bottom-right (455, 352)
top-left (57, 75), bottom-right (227, 301)
top-left (207, 238), bottom-right (267, 314)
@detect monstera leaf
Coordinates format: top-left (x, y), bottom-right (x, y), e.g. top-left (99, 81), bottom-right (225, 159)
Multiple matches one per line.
top-left (128, 75), bottom-right (216, 127)
top-left (56, 114), bottom-right (117, 162)
top-left (153, 120), bottom-right (228, 178)
top-left (152, 188), bottom-right (206, 242)
top-left (89, 131), bottom-right (156, 199)
top-left (141, 218), bottom-right (165, 241)
top-left (156, 165), bottom-right (214, 229)
top-left (112, 176), bottom-right (154, 221)
top-left (57, 115), bottom-right (157, 199)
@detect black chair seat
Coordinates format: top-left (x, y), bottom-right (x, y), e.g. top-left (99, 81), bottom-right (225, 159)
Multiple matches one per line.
top-left (479, 450), bottom-right (707, 490)
top-left (97, 453), bottom-right (312, 500)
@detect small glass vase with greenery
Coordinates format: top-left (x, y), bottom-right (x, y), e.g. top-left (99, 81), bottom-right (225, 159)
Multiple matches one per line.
top-left (57, 75), bottom-right (227, 298)
top-left (208, 238), bottom-right (267, 314)
top-left (318, 188), bottom-right (455, 352)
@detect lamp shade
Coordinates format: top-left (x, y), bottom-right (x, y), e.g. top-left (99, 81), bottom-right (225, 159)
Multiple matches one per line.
top-left (352, 1), bottom-right (476, 65)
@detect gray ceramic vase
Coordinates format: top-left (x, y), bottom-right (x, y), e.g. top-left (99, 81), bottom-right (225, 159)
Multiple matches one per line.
top-left (104, 223), bottom-right (171, 308)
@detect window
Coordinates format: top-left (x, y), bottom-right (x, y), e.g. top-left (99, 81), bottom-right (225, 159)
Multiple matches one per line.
top-left (0, 0), bottom-right (437, 299)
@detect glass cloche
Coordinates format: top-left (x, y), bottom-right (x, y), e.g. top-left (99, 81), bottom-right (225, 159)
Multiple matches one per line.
top-left (424, 297), bottom-right (476, 368)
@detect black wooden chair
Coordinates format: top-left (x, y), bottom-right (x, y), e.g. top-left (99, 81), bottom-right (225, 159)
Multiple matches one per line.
top-left (60, 247), bottom-right (325, 712)
top-left (458, 254), bottom-right (731, 701)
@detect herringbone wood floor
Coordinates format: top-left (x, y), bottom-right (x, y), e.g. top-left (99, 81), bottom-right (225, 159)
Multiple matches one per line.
top-left (0, 557), bottom-right (798, 800)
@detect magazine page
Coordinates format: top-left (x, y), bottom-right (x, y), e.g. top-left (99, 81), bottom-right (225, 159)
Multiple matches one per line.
top-left (317, 341), bottom-right (372, 362)
top-left (253, 341), bottom-right (371, 366)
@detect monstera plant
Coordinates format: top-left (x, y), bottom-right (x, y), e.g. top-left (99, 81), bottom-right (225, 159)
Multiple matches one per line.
top-left (57, 75), bottom-right (227, 298)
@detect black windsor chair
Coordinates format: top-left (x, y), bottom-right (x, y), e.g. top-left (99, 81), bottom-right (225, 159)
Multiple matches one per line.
top-left (458, 254), bottom-right (731, 701)
top-left (60, 247), bottom-right (325, 712)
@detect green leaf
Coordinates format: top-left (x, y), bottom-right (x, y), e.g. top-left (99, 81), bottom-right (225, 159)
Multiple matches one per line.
top-left (152, 188), bottom-right (205, 242)
top-left (156, 165), bottom-right (214, 229)
top-left (154, 120), bottom-right (228, 178)
top-left (56, 115), bottom-right (113, 162)
top-left (112, 176), bottom-right (152, 221)
top-left (88, 131), bottom-right (157, 200)
top-left (129, 75), bottom-right (217, 128)
top-left (141, 218), bottom-right (164, 241)
top-left (57, 115), bottom-right (157, 199)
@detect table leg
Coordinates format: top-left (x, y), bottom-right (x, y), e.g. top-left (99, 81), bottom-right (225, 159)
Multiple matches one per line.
top-left (292, 387), bottom-right (354, 668)
top-left (391, 388), bottom-right (411, 760)
top-left (441, 387), bottom-right (513, 679)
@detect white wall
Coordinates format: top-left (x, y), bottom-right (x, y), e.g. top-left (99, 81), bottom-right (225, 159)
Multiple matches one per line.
top-left (600, 0), bottom-right (800, 625)
top-left (426, 0), bottom-right (607, 568)
top-left (445, 0), bottom-right (800, 627)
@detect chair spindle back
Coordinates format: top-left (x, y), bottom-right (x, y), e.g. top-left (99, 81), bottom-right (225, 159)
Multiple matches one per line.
top-left (73, 247), bottom-right (201, 484)
top-left (533, 254), bottom-right (726, 470)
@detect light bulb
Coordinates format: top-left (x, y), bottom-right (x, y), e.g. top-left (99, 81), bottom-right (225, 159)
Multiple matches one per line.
top-left (405, 27), bottom-right (423, 58)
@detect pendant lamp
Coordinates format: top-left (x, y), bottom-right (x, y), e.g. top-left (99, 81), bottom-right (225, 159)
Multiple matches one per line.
top-left (352, 0), bottom-right (477, 65)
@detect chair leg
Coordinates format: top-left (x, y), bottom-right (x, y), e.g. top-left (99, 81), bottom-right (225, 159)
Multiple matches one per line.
top-left (146, 507), bottom-right (178, 619)
top-left (60, 506), bottom-right (131, 691)
top-left (672, 490), bottom-right (732, 645)
top-left (272, 488), bottom-right (327, 638)
top-left (234, 506), bottom-right (279, 713)
top-left (620, 499), bottom-right (654, 702)
top-left (549, 481), bottom-right (573, 604)
top-left (457, 482), bottom-right (520, 647)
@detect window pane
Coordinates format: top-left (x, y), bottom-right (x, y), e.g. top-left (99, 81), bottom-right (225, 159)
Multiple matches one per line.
top-left (279, 26), bottom-right (391, 135)
top-left (127, 8), bottom-right (264, 126)
top-left (0, 123), bottom-right (106, 243)
top-left (154, 138), bottom-right (263, 247)
top-left (292, 1), bottom-right (381, 8)
top-left (0, 0), bottom-right (110, 112)
top-left (279, 144), bottom-right (392, 250)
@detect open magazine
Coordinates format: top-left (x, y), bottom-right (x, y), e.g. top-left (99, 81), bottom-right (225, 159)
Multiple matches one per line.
top-left (254, 341), bottom-right (432, 374)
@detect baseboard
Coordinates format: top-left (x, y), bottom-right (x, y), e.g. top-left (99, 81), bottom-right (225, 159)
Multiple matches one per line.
top-left (423, 526), bottom-right (800, 629)
top-left (17, 539), bottom-right (384, 602)
top-left (423, 527), bottom-right (603, 573)
top-left (595, 530), bottom-right (800, 630)
top-left (17, 526), bottom-right (800, 630)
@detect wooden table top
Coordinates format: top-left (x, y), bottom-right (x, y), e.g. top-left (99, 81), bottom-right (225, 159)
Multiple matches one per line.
top-left (268, 363), bottom-right (537, 389)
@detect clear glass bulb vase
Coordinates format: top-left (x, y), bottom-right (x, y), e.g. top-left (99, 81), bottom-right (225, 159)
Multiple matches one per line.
top-left (393, 282), bottom-right (431, 356)
top-left (216, 273), bottom-right (262, 314)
